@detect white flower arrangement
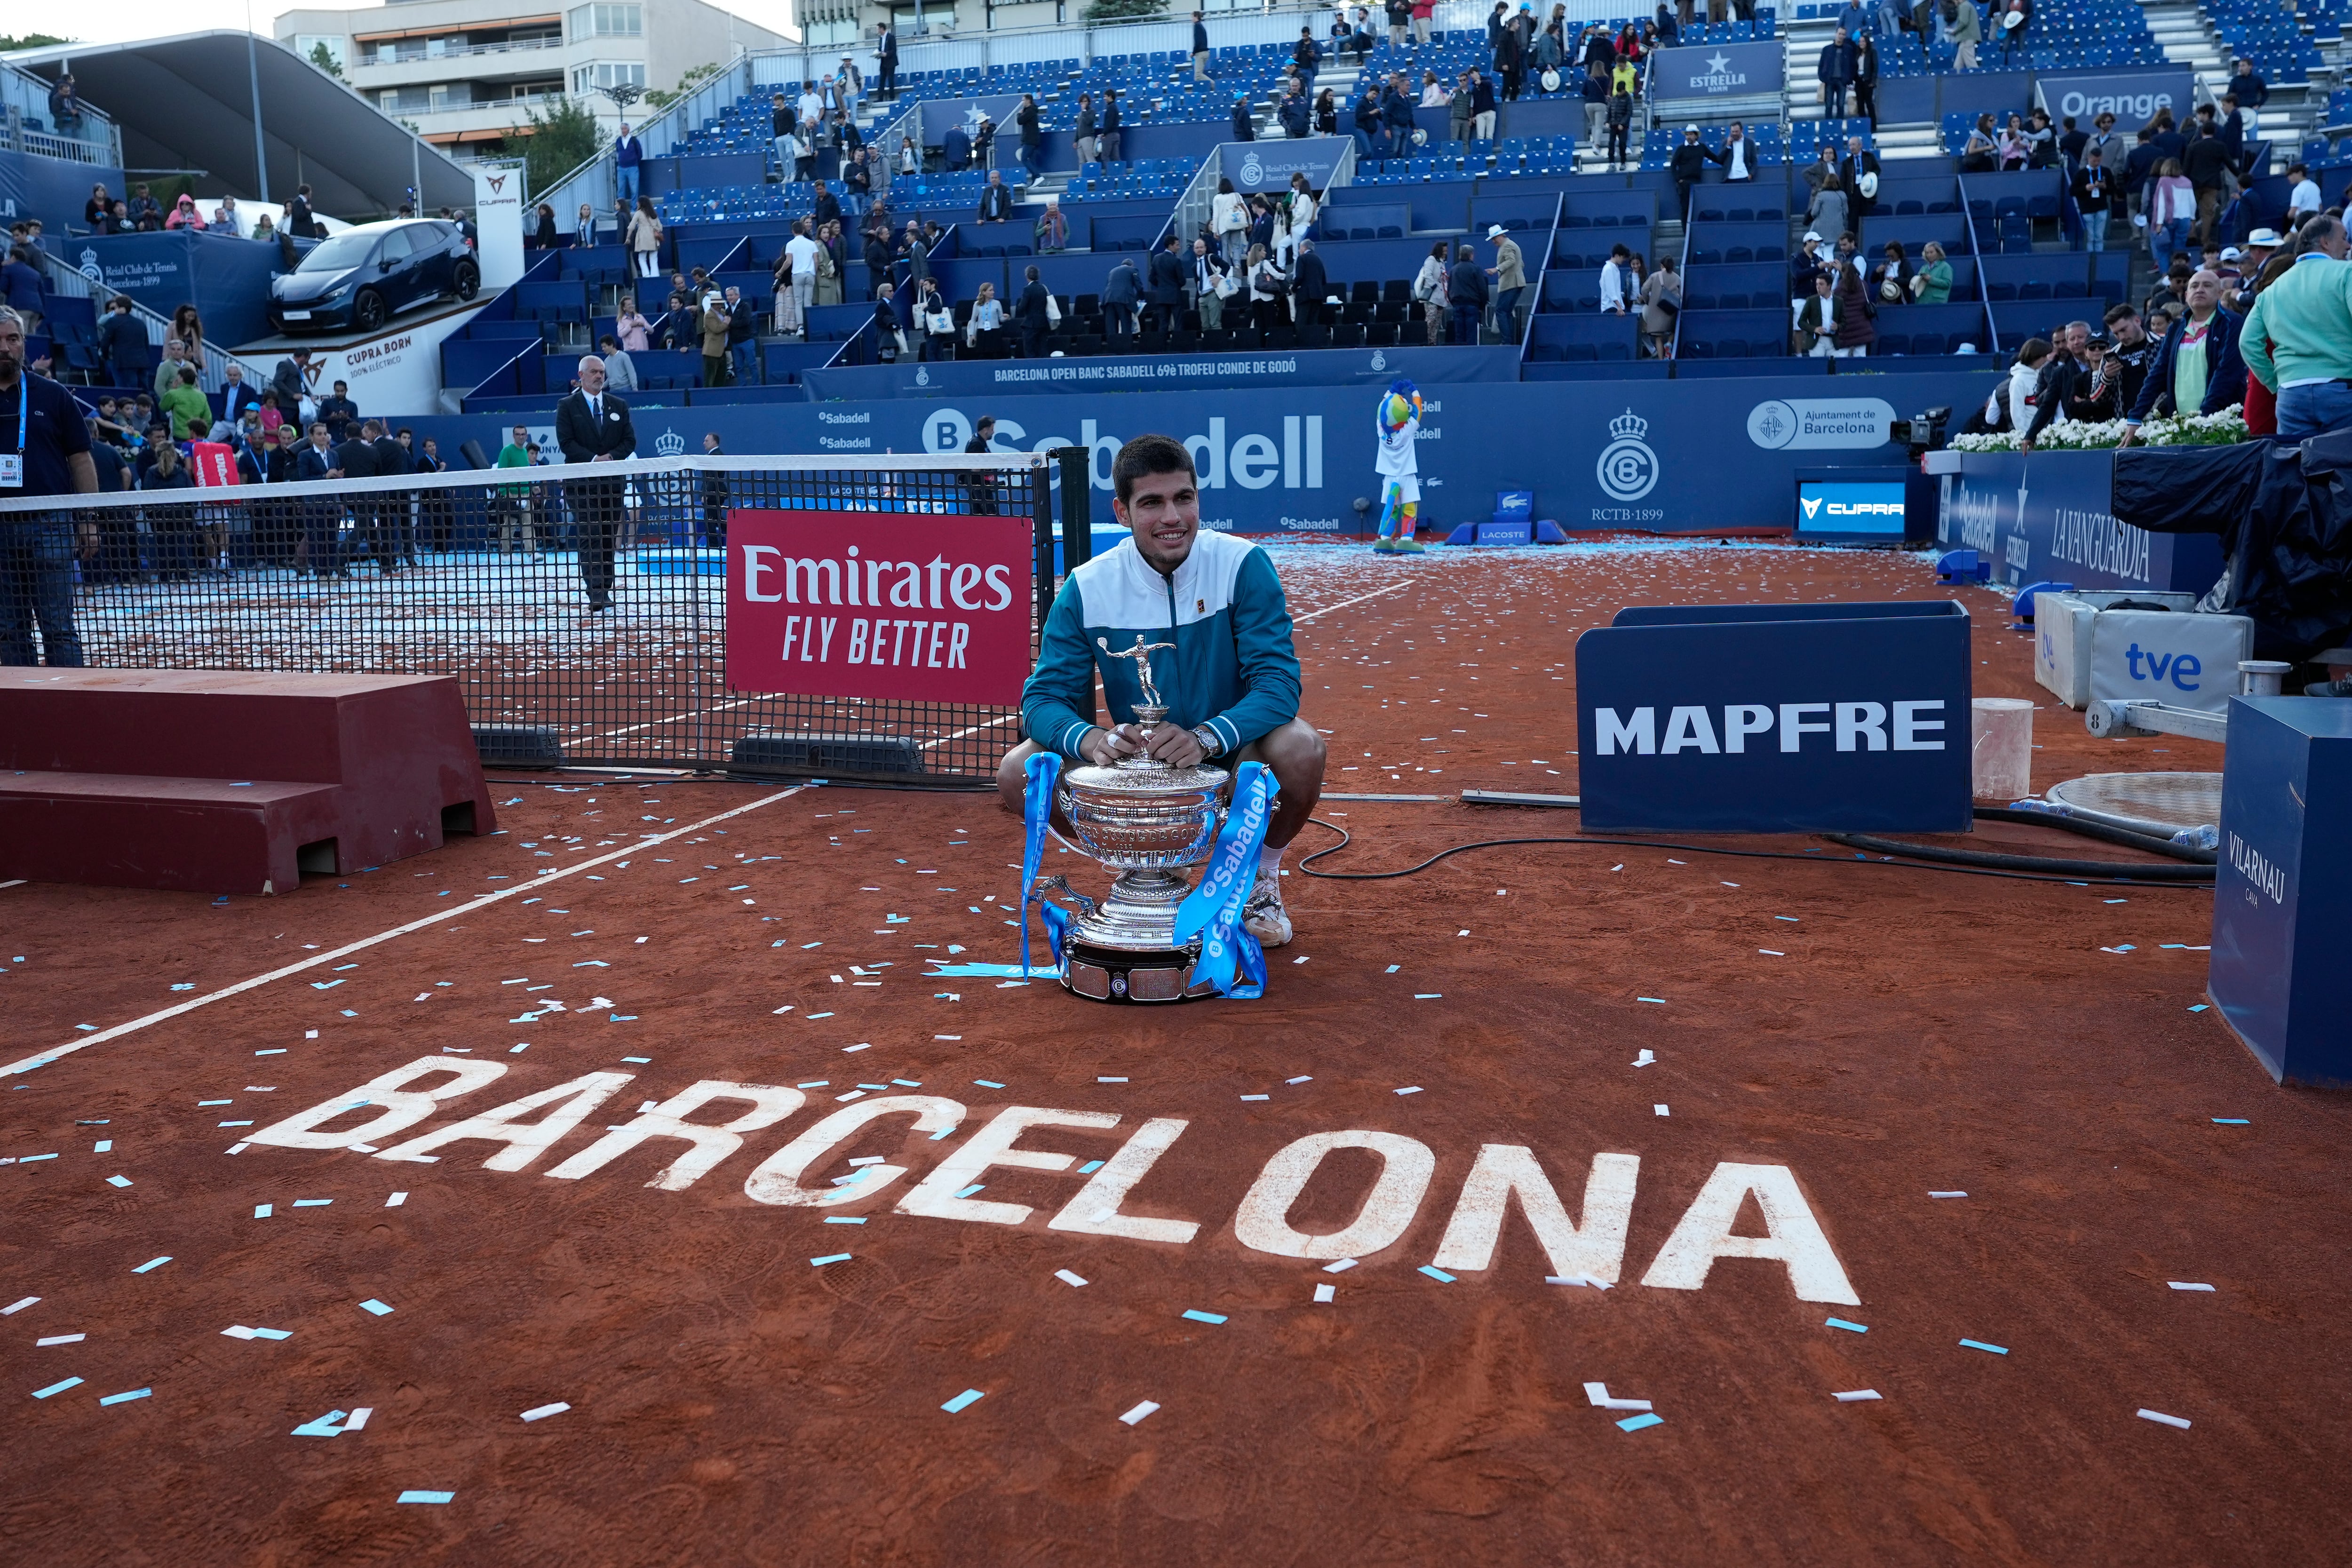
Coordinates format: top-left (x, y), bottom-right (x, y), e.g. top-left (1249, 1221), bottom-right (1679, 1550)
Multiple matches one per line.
top-left (1948, 405), bottom-right (2249, 454)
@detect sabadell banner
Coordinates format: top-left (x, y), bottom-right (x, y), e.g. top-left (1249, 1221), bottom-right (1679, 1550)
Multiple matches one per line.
top-left (400, 371), bottom-right (2005, 536)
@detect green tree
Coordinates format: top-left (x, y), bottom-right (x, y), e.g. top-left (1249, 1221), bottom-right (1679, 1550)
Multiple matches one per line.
top-left (1082, 0), bottom-right (1165, 18)
top-left (518, 96), bottom-right (604, 199)
top-left (644, 61), bottom-right (721, 113)
top-left (307, 41), bottom-right (345, 80)
top-left (0, 34), bottom-right (74, 50)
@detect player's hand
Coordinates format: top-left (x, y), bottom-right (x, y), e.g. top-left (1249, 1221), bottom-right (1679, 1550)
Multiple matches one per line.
top-left (1147, 724), bottom-right (1205, 768)
top-left (1082, 724), bottom-right (1144, 766)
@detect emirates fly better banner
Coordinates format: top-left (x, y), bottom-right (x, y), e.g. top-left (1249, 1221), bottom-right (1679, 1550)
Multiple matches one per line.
top-left (725, 509), bottom-right (1034, 704)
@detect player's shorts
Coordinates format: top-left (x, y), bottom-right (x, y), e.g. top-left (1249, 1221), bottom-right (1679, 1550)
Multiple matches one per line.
top-left (1380, 474), bottom-right (1420, 507)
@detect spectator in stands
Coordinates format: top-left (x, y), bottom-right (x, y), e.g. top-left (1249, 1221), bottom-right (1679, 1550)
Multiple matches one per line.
top-left (1192, 237), bottom-right (1232, 332)
top-left (861, 223), bottom-right (894, 300)
top-left (1996, 114), bottom-right (2028, 172)
top-left (269, 346), bottom-right (311, 415)
top-left (1350, 83), bottom-right (1382, 160)
top-left (1792, 231), bottom-right (1828, 300)
top-left (1913, 240), bottom-right (1953, 304)
top-left (2123, 267), bottom-right (2246, 440)
top-left (1598, 243), bottom-right (1636, 317)
top-left (1817, 27), bottom-right (1856, 120)
top-left (1140, 233), bottom-right (1186, 334)
top-left (1635, 256), bottom-right (1678, 358)
top-left (614, 297), bottom-right (652, 355)
top-left (151, 338), bottom-right (191, 404)
top-left (1867, 242), bottom-right (1913, 310)
top-left (977, 170), bottom-right (1016, 226)
top-left (1280, 81), bottom-right (1312, 139)
top-left (2074, 146), bottom-right (2115, 253)
top-left (1808, 171), bottom-right (1851, 245)
top-left (874, 20), bottom-right (898, 98)
top-left (1005, 269), bottom-right (1048, 361)
top-left (1605, 81), bottom-right (1634, 170)
top-left (1466, 69), bottom-right (1498, 142)
top-left (812, 182), bottom-right (843, 236)
top-left (914, 277), bottom-right (954, 361)
top-left (1670, 126), bottom-right (1712, 222)
top-left (1412, 240), bottom-right (1449, 344)
top-left (1448, 243), bottom-right (1488, 346)
top-left (164, 194), bottom-right (206, 232)
top-left (1383, 77), bottom-right (1418, 156)
top-left (1831, 260), bottom-right (1876, 358)
top-left (1841, 136), bottom-right (1881, 226)
top-left (2286, 164), bottom-right (2321, 230)
top-left (1993, 0), bottom-right (2031, 64)
top-left (615, 122), bottom-right (644, 206)
top-left (2022, 109), bottom-right (2056, 170)
top-left (313, 379), bottom-right (357, 444)
top-left (2146, 106), bottom-right (2185, 167)
top-left (1946, 0), bottom-right (1981, 70)
top-left (770, 93), bottom-right (795, 177)
top-left (1420, 71), bottom-right (1449, 110)
top-left (0, 247), bottom-right (43, 341)
top-left (2185, 126), bottom-right (2233, 249)
top-left (598, 334), bottom-right (638, 393)
top-left (814, 223), bottom-right (846, 308)
top-left (1485, 224), bottom-right (1526, 342)
top-left (128, 184), bottom-right (162, 232)
top-left (1101, 90), bottom-right (1125, 165)
top-left (845, 147), bottom-right (872, 214)
top-left (1852, 33), bottom-right (1878, 127)
top-left (170, 304), bottom-right (209, 373)
top-left (47, 74), bottom-right (84, 137)
top-left (84, 182), bottom-right (116, 230)
top-left (2019, 321), bottom-right (2093, 449)
top-left (1958, 114), bottom-right (1997, 174)
top-left (2085, 113), bottom-right (2124, 179)
top-left (627, 198), bottom-right (664, 281)
top-left (1104, 254), bottom-right (1142, 339)
top-left (1015, 96), bottom-right (1043, 179)
top-left (696, 292), bottom-right (732, 388)
top-left (221, 362), bottom-right (261, 426)
top-left (1291, 239), bottom-right (1331, 332)
top-left (2240, 218), bottom-right (2352, 439)
top-left (2147, 158), bottom-right (2195, 277)
top-left (0, 306), bottom-right (95, 664)
top-left (1795, 272), bottom-right (1840, 356)
top-left (1074, 95), bottom-right (1100, 166)
top-left (98, 200), bottom-right (135, 235)
top-left (1294, 26), bottom-right (1322, 99)
top-left (2228, 57), bottom-right (2265, 111)
top-left (964, 281), bottom-right (1006, 358)
top-left (1412, 0), bottom-right (1436, 45)
top-left (158, 366), bottom-right (206, 440)
top-left (1580, 61), bottom-right (1609, 149)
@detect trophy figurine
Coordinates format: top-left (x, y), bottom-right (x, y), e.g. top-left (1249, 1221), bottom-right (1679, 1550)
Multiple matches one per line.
top-left (1035, 635), bottom-right (1234, 1003)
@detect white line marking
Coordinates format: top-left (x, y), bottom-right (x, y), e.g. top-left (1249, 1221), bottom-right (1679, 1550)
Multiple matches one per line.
top-left (1293, 581), bottom-right (1412, 624)
top-left (1, 787), bottom-right (805, 1075)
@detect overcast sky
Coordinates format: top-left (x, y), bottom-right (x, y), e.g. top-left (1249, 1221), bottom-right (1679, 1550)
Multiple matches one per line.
top-left (30, 0), bottom-right (795, 50)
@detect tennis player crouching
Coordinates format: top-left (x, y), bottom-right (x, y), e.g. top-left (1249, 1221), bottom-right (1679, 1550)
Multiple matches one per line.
top-left (996, 433), bottom-right (1327, 946)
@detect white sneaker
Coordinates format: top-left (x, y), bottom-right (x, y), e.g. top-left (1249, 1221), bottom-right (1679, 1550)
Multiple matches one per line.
top-left (1242, 877), bottom-right (1292, 948)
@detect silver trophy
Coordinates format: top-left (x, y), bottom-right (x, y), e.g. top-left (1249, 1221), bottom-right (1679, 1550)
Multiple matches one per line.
top-left (1035, 634), bottom-right (1233, 1003)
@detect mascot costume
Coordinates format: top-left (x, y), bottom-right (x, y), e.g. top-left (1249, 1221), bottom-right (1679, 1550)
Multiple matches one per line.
top-left (1371, 379), bottom-right (1424, 555)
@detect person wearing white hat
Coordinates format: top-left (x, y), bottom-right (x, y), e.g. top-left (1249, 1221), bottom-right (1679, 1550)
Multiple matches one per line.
top-left (1669, 123), bottom-right (1718, 221)
top-left (1485, 223), bottom-right (1526, 341)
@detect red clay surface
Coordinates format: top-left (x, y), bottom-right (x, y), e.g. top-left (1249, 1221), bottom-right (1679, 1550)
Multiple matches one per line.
top-left (5, 545), bottom-right (2345, 1567)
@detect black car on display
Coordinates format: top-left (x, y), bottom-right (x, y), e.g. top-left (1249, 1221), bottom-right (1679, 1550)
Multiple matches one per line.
top-left (266, 218), bottom-right (479, 334)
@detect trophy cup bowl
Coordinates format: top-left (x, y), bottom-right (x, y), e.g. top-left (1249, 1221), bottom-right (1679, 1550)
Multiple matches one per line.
top-left (1049, 699), bottom-right (1232, 1004)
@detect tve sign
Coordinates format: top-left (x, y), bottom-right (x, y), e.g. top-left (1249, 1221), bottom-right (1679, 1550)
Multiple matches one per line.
top-left (726, 509), bottom-right (1033, 704)
top-left (1575, 601), bottom-right (1973, 833)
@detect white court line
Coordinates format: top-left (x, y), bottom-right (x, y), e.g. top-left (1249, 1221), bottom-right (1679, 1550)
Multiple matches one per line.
top-left (1293, 581), bottom-right (1412, 623)
top-left (2, 786), bottom-right (805, 1077)
top-left (1, 880), bottom-right (24, 891)
top-left (921, 713), bottom-right (1017, 751)
top-left (595, 695), bottom-right (759, 742)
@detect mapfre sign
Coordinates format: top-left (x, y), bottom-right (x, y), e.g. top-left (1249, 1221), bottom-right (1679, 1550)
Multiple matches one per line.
top-left (725, 508), bottom-right (1033, 705)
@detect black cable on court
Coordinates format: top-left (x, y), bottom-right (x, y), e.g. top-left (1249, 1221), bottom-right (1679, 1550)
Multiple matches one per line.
top-left (1295, 813), bottom-right (2215, 889)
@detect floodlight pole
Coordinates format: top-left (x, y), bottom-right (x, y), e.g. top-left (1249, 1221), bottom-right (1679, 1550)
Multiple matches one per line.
top-left (246, 6), bottom-right (272, 203)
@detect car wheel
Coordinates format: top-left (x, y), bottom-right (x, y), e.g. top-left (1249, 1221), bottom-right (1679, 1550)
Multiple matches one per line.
top-left (454, 259), bottom-right (480, 301)
top-left (354, 289), bottom-right (387, 332)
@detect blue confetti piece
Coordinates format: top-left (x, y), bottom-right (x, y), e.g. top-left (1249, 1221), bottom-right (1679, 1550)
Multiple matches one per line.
top-left (810, 1254), bottom-right (851, 1266)
top-left (2188, 1004), bottom-right (2209, 1012)
top-left (99, 1388), bottom-right (151, 1406)
top-left (1826, 1317), bottom-right (1868, 1333)
top-left (32, 1377), bottom-right (83, 1399)
top-left (1077, 1160), bottom-right (1105, 1174)
top-left (941, 1389), bottom-right (985, 1413)
top-left (1617, 1412), bottom-right (1662, 1432)
top-left (954, 1184), bottom-right (985, 1198)
top-left (1637, 997), bottom-right (1666, 1004)
top-left (397, 1490), bottom-right (456, 1504)
top-left (358, 1299), bottom-right (394, 1316)
top-left (1419, 1265), bottom-right (1457, 1283)
top-left (293, 1199), bottom-right (331, 1208)
top-left (1958, 1338), bottom-right (2009, 1355)
top-left (2212, 1118), bottom-right (2249, 1125)
top-left (1181, 1309), bottom-right (1227, 1325)
top-left (621, 1056), bottom-right (651, 1064)
top-left (131, 1256), bottom-right (171, 1274)
top-left (974, 1079), bottom-right (1005, 1089)
top-left (105, 1175), bottom-right (131, 1188)
top-left (824, 1216), bottom-right (866, 1225)
top-left (251, 1328), bottom-right (291, 1340)
top-left (254, 1203), bottom-right (273, 1218)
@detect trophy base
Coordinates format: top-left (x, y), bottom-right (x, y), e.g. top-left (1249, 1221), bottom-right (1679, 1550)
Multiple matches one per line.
top-left (1060, 939), bottom-right (1207, 1004)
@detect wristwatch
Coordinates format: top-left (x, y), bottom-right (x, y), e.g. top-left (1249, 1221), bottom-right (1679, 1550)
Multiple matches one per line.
top-left (1190, 725), bottom-right (1224, 759)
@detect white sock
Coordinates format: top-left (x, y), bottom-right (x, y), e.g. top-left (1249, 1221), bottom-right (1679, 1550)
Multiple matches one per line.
top-left (1257, 844), bottom-right (1285, 882)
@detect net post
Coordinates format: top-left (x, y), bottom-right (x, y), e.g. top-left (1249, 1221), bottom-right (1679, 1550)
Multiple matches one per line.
top-left (1030, 454), bottom-right (1057, 633)
top-left (1050, 445), bottom-right (1092, 574)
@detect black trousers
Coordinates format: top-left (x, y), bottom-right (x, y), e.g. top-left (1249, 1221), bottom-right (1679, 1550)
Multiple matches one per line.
top-left (568, 476), bottom-right (624, 609)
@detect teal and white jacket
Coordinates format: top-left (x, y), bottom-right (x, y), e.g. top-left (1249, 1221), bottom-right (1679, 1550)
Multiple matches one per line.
top-left (1022, 531), bottom-right (1302, 759)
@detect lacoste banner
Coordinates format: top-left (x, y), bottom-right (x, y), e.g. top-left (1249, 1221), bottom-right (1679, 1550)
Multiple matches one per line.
top-left (725, 509), bottom-right (1034, 704)
top-left (1651, 41), bottom-right (1784, 104)
top-left (1574, 600), bottom-right (1973, 834)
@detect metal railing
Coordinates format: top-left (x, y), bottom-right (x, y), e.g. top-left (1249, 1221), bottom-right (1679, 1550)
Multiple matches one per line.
top-left (358, 35), bottom-right (566, 67)
top-left (0, 454), bottom-right (1062, 784)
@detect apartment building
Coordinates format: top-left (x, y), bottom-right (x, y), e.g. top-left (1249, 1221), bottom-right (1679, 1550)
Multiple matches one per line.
top-left (277, 0), bottom-right (795, 158)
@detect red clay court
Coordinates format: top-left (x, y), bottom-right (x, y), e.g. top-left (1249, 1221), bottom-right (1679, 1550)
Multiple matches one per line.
top-left (5, 546), bottom-right (2346, 1565)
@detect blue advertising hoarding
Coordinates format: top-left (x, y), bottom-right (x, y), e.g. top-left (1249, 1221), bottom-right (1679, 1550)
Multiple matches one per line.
top-left (402, 368), bottom-right (2002, 537)
top-left (1939, 450), bottom-right (2224, 595)
top-left (70, 231), bottom-right (286, 349)
top-left (1575, 600), bottom-right (1974, 833)
top-left (1798, 478), bottom-right (1907, 539)
top-left (1220, 137), bottom-right (1350, 194)
top-left (800, 345), bottom-right (1521, 401)
top-left (2034, 69), bottom-right (2194, 128)
top-left (1650, 42), bottom-right (1785, 105)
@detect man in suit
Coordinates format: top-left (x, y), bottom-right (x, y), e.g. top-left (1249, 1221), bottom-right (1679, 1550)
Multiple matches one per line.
top-left (1015, 266), bottom-right (1053, 358)
top-left (556, 354), bottom-right (637, 615)
top-left (1103, 255), bottom-right (1141, 338)
top-left (1147, 235), bottom-right (1189, 334)
top-left (876, 22), bottom-right (899, 99)
top-left (373, 418), bottom-right (419, 565)
top-left (335, 418), bottom-right (396, 578)
top-left (1291, 239), bottom-right (1331, 330)
top-left (977, 169), bottom-right (1016, 224)
top-left (1839, 135), bottom-right (1882, 226)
